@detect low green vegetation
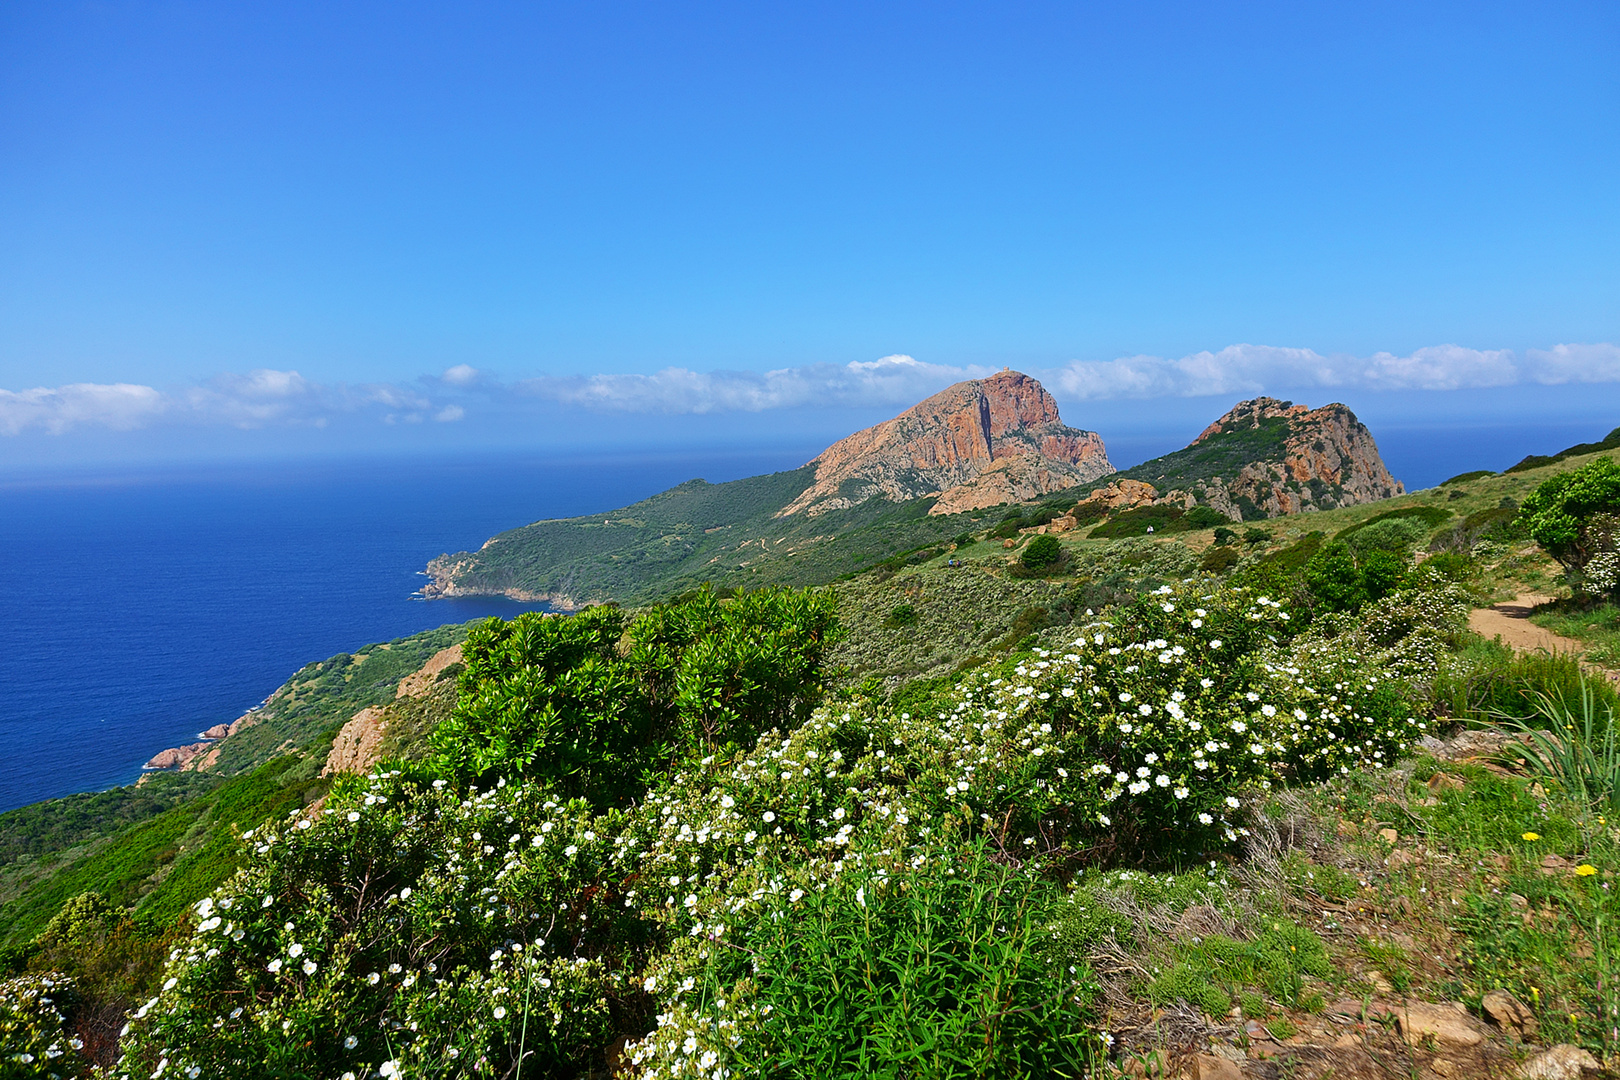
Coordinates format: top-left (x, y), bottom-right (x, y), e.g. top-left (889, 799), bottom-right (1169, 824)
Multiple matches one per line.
top-left (12, 445), bottom-right (1620, 1075)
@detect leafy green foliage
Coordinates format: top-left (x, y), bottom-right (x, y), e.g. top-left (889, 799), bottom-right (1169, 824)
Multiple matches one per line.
top-left (1506, 681), bottom-right (1620, 821)
top-left (1441, 469), bottom-right (1497, 485)
top-left (0, 756), bottom-right (330, 946)
top-left (1520, 456), bottom-right (1620, 577)
top-left (884, 602), bottom-right (918, 628)
top-left (1303, 541), bottom-right (1406, 613)
top-left (1019, 534), bottom-right (1064, 572)
top-left (430, 588), bottom-right (839, 804)
top-left (706, 846), bottom-right (1098, 1078)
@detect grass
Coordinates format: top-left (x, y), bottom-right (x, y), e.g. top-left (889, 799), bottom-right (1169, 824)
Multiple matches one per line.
top-left (1530, 600), bottom-right (1620, 666)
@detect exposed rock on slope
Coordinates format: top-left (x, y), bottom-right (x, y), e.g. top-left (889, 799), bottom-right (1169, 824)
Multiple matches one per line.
top-left (1111, 397), bottom-right (1403, 520)
top-left (322, 706), bottom-right (389, 777)
top-left (781, 370), bottom-right (1114, 517)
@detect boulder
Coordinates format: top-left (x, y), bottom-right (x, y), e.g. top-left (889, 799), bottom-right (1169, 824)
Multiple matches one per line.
top-left (1518, 1044), bottom-right (1600, 1080)
top-left (1482, 989), bottom-right (1538, 1041)
top-left (1396, 1002), bottom-right (1486, 1047)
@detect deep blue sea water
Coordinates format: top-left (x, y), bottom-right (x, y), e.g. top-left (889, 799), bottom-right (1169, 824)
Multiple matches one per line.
top-left (0, 417), bottom-right (1608, 814)
top-left (0, 448), bottom-right (813, 813)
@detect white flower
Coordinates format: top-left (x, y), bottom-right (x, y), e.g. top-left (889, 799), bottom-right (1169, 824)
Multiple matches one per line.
top-left (346, 811), bottom-right (360, 822)
top-left (1210, 639), bottom-right (1222, 649)
top-left (762, 811), bottom-right (776, 823)
top-left (344, 1036), bottom-right (358, 1049)
top-left (380, 1062), bottom-right (401, 1079)
top-left (266, 959), bottom-right (282, 973)
top-left (288, 943), bottom-right (304, 958)
top-left (1118, 692), bottom-right (1132, 703)
top-left (302, 959), bottom-right (317, 975)
top-left (790, 888), bottom-right (805, 902)
top-left (1155, 775), bottom-right (1170, 787)
top-left (1174, 787), bottom-right (1189, 799)
top-left (1198, 813), bottom-right (1214, 824)
top-left (856, 886), bottom-right (866, 907)
top-left (494, 1006), bottom-right (507, 1020)
top-left (1224, 796), bottom-right (1241, 808)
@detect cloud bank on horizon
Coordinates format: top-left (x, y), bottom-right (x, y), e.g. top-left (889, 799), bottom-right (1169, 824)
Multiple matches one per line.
top-left (3, 342), bottom-right (1618, 436)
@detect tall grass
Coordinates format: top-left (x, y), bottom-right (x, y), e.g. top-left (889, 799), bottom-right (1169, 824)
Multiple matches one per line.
top-left (1435, 641), bottom-right (1618, 724)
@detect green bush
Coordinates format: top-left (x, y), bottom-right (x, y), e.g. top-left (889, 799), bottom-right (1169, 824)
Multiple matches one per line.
top-left (1184, 506), bottom-right (1228, 530)
top-left (885, 603), bottom-right (919, 628)
top-left (1020, 534), bottom-right (1064, 572)
top-left (1212, 526), bottom-right (1238, 546)
top-left (1200, 545), bottom-right (1241, 573)
top-left (431, 587), bottom-right (839, 803)
top-left (1520, 456), bottom-right (1620, 587)
top-left (634, 845), bottom-right (1099, 1078)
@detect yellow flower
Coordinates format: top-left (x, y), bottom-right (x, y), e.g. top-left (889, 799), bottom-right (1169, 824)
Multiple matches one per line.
top-left (1575, 864), bottom-right (1598, 877)
top-left (1522, 832), bottom-right (1541, 841)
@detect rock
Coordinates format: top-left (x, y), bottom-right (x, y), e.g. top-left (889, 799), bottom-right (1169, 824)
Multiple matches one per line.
top-left (1427, 772), bottom-right (1465, 794)
top-left (322, 706), bottom-right (390, 777)
top-left (1079, 478), bottom-right (1159, 511)
top-left (1367, 970), bottom-right (1395, 994)
top-left (779, 370), bottom-right (1115, 517)
top-left (1379, 827), bottom-right (1399, 843)
top-left (1184, 397), bottom-right (1404, 517)
top-left (1482, 989), bottom-right (1538, 1040)
top-left (1518, 1045), bottom-right (1600, 1079)
top-left (143, 742), bottom-right (212, 770)
top-left (1188, 1054), bottom-right (1242, 1080)
top-left (1431, 1058), bottom-right (1461, 1076)
top-left (1396, 1002), bottom-right (1486, 1047)
top-left (1333, 1033), bottom-right (1363, 1048)
top-left (1243, 1019), bottom-right (1270, 1040)
top-left (395, 644), bottom-right (464, 699)
top-left (199, 722), bottom-right (232, 739)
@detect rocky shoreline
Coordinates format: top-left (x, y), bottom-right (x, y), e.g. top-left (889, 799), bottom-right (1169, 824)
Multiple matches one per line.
top-left (140, 704), bottom-right (265, 776)
top-left (418, 556), bottom-right (580, 610)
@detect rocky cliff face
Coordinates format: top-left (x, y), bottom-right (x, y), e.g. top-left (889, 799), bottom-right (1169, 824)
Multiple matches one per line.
top-left (781, 370), bottom-right (1114, 517)
top-left (1182, 397), bottom-right (1403, 518)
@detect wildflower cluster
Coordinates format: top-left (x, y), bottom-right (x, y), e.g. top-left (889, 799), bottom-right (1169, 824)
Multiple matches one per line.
top-left (117, 770), bottom-right (624, 1079)
top-left (117, 583), bottom-right (1438, 1079)
top-left (0, 974), bottom-right (87, 1078)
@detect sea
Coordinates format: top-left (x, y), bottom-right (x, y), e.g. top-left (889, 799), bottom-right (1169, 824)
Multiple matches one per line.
top-left (0, 416), bottom-right (1609, 814)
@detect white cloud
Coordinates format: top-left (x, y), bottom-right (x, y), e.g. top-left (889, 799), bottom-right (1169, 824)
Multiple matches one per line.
top-left (1051, 342), bottom-right (1599, 400)
top-left (516, 355), bottom-right (995, 414)
top-left (0, 382), bottom-right (168, 435)
top-left (5, 341), bottom-right (1619, 435)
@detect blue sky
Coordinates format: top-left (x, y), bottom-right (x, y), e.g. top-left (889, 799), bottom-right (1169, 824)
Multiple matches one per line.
top-left (2, 1), bottom-right (1617, 473)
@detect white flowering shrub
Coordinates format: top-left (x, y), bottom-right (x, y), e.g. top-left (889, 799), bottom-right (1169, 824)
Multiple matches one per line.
top-left (117, 583), bottom-right (1434, 1078)
top-left (0, 974), bottom-right (87, 1079)
top-left (1582, 550), bottom-right (1620, 596)
top-left (116, 772), bottom-right (628, 1078)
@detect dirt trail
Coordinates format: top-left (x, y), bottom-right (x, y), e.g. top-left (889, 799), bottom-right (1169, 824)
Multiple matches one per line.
top-left (1466, 593), bottom-right (1582, 654)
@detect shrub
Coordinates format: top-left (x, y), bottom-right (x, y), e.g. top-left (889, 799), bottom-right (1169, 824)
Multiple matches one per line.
top-left (432, 587), bottom-right (839, 803)
top-left (1200, 545), bottom-right (1241, 573)
top-left (0, 973), bottom-right (88, 1077)
top-left (627, 844), bottom-right (1099, 1078)
top-left (885, 603), bottom-right (919, 628)
top-left (1507, 681), bottom-right (1620, 821)
top-left (1212, 526), bottom-right (1238, 546)
top-left (1184, 506), bottom-right (1228, 530)
top-left (1520, 456), bottom-right (1620, 582)
top-left (1020, 534), bottom-right (1064, 573)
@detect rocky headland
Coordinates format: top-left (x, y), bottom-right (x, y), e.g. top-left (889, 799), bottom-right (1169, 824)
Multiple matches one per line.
top-left (780, 369), bottom-right (1114, 517)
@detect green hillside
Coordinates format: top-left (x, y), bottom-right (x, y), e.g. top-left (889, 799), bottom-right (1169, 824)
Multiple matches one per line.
top-left (427, 464), bottom-right (993, 605)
